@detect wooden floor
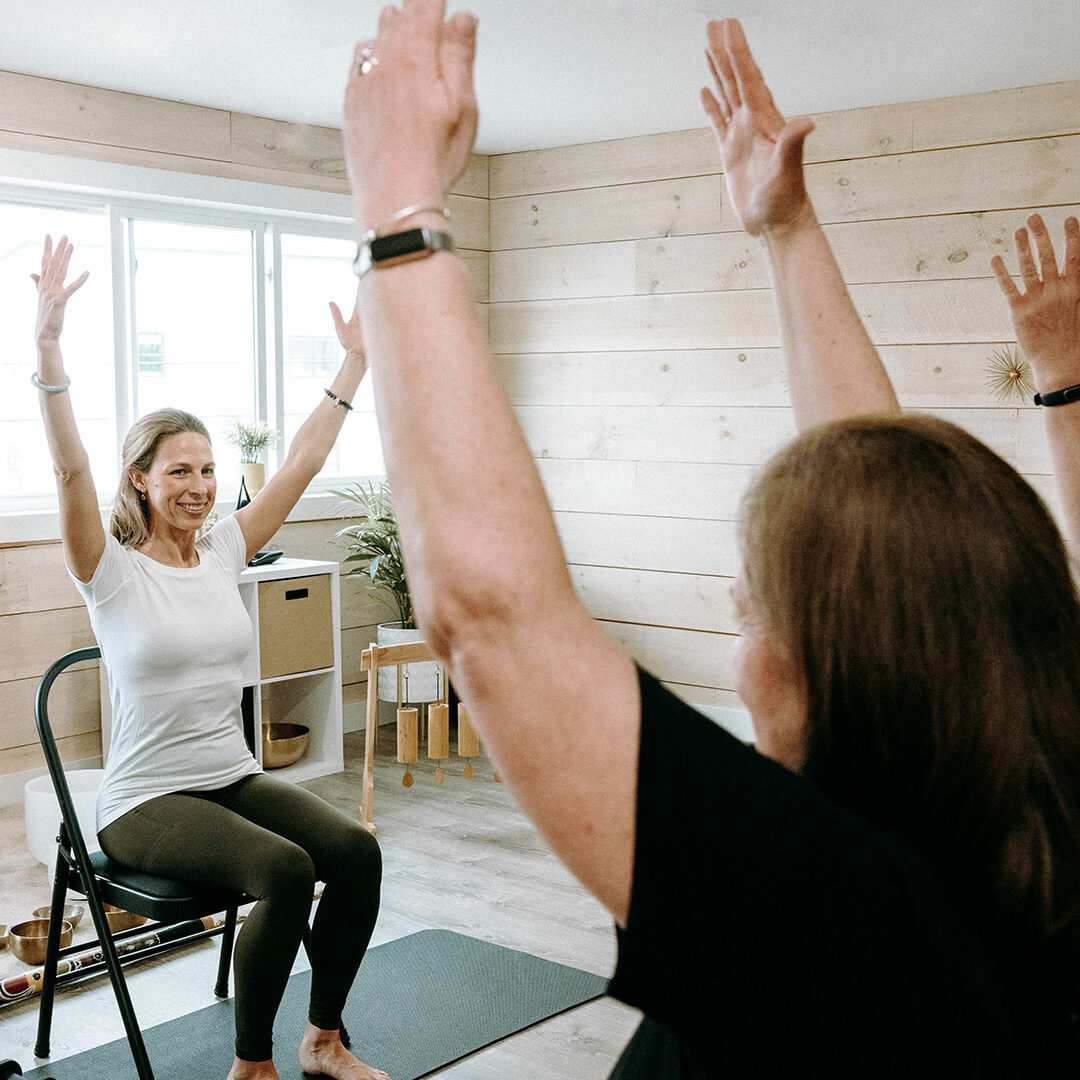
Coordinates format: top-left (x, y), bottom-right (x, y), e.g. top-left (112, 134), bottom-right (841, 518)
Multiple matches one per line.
top-left (0, 731), bottom-right (640, 1078)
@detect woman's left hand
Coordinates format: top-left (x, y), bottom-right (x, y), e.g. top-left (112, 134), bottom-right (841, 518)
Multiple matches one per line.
top-left (343, 0), bottom-right (478, 236)
top-left (329, 298), bottom-right (367, 370)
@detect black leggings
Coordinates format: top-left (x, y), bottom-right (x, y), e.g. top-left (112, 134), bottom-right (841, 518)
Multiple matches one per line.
top-left (99, 773), bottom-right (381, 1062)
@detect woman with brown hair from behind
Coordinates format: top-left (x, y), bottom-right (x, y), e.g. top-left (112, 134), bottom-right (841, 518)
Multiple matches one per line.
top-left (339, 5), bottom-right (1080, 1074)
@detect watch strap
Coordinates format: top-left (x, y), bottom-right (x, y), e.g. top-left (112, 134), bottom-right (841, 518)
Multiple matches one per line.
top-left (1034, 382), bottom-right (1080, 406)
top-left (353, 226), bottom-right (456, 277)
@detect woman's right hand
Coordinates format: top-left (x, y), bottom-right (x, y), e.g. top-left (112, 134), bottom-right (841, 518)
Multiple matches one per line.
top-left (31, 234), bottom-right (88, 345)
top-left (701, 19), bottom-right (816, 240)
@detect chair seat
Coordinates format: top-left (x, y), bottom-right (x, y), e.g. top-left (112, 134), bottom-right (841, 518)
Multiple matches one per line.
top-left (88, 850), bottom-right (248, 924)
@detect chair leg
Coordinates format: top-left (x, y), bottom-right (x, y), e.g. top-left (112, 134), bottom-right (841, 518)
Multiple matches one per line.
top-left (33, 847), bottom-right (73, 1059)
top-left (80, 878), bottom-right (157, 1080)
top-left (214, 906), bottom-right (237, 998)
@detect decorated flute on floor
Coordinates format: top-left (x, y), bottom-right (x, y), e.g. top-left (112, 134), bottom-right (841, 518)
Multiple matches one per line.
top-left (0, 914), bottom-right (232, 1008)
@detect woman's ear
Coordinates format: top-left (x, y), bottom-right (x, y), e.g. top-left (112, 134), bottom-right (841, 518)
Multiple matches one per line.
top-left (128, 468), bottom-right (146, 496)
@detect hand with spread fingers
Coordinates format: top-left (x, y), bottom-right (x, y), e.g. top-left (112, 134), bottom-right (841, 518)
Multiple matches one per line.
top-left (991, 214), bottom-right (1080, 391)
top-left (343, 0), bottom-right (478, 237)
top-left (31, 234), bottom-right (89, 344)
top-left (701, 18), bottom-right (816, 239)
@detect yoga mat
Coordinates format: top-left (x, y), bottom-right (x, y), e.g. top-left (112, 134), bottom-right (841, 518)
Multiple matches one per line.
top-left (21, 929), bottom-right (608, 1079)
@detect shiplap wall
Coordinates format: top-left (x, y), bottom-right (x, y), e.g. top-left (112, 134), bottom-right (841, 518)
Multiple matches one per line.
top-left (4, 68), bottom-right (1080, 777)
top-left (488, 78), bottom-right (1080, 711)
top-left (0, 69), bottom-right (488, 780)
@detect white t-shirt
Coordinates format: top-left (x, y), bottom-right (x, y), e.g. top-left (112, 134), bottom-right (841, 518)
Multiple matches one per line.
top-left (71, 515), bottom-right (262, 832)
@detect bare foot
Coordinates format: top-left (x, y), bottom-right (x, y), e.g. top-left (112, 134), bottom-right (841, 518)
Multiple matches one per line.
top-left (226, 1055), bottom-right (280, 1080)
top-left (298, 1022), bottom-right (391, 1079)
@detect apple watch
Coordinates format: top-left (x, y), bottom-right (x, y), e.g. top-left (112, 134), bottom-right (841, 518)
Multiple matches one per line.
top-left (352, 227), bottom-right (456, 277)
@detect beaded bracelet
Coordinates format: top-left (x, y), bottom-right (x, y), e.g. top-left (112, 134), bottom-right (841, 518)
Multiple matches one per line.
top-left (324, 388), bottom-right (353, 412)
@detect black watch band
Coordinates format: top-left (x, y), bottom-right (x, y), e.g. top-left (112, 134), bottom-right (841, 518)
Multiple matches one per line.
top-left (353, 227), bottom-right (455, 278)
top-left (1034, 382), bottom-right (1080, 407)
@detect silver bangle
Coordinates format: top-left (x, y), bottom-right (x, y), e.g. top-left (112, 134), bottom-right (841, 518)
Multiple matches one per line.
top-left (31, 372), bottom-right (71, 394)
top-left (359, 204), bottom-right (450, 244)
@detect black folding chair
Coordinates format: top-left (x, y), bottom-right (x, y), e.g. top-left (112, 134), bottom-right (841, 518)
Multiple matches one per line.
top-left (32, 647), bottom-right (250, 1079)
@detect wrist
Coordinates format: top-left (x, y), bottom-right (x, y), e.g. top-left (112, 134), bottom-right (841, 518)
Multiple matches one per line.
top-left (759, 202), bottom-right (819, 251)
top-left (353, 193), bottom-right (448, 241)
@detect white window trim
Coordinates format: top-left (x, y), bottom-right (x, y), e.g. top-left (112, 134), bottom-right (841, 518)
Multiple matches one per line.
top-left (0, 147), bottom-right (383, 546)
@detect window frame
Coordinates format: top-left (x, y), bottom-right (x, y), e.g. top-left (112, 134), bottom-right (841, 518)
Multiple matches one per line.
top-left (0, 170), bottom-right (377, 543)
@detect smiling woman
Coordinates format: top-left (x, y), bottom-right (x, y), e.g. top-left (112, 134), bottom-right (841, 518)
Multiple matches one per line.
top-left (30, 232), bottom-right (391, 1080)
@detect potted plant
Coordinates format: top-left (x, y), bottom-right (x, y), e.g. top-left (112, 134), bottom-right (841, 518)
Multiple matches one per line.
top-left (332, 482), bottom-right (440, 703)
top-left (225, 418), bottom-right (275, 499)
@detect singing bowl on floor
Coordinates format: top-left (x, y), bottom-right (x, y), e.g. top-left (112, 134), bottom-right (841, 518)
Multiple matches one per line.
top-left (33, 902), bottom-right (84, 931)
top-left (9, 919), bottom-right (72, 964)
top-left (103, 904), bottom-right (148, 933)
top-left (262, 723), bottom-right (310, 768)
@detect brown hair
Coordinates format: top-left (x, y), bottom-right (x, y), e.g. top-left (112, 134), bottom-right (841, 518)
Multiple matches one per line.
top-left (110, 408), bottom-right (211, 547)
top-left (739, 413), bottom-right (1080, 939)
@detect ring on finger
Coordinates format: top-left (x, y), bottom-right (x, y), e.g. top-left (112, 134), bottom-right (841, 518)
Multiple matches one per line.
top-left (358, 44), bottom-right (379, 75)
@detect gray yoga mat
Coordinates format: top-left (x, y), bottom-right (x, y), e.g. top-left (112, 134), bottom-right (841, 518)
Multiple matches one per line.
top-left (22, 929), bottom-right (609, 1079)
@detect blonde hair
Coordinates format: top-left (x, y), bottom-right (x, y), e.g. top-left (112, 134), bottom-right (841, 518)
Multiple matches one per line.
top-left (110, 408), bottom-right (211, 547)
top-left (740, 414), bottom-right (1080, 939)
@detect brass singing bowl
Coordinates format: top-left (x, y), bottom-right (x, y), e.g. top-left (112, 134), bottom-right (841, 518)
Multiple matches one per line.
top-left (33, 903), bottom-right (84, 931)
top-left (262, 723), bottom-right (310, 768)
top-left (9, 919), bottom-right (72, 965)
top-left (103, 904), bottom-right (148, 933)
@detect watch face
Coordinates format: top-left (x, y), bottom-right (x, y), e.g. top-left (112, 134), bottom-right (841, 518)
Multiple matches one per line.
top-left (370, 228), bottom-right (429, 262)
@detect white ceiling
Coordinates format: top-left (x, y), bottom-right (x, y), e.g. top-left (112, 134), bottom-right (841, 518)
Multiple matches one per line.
top-left (0, 0), bottom-right (1077, 155)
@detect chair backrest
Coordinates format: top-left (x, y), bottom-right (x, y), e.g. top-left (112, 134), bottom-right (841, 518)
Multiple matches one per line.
top-left (34, 646), bottom-right (103, 880)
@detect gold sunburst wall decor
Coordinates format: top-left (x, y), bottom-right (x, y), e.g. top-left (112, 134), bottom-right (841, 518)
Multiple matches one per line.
top-left (985, 344), bottom-right (1034, 404)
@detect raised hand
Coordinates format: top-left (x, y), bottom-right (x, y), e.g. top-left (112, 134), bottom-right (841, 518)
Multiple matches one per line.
top-left (343, 0), bottom-right (478, 236)
top-left (701, 19), bottom-right (816, 239)
top-left (31, 235), bottom-right (89, 344)
top-left (990, 214), bottom-right (1080, 390)
top-left (329, 296), bottom-right (367, 369)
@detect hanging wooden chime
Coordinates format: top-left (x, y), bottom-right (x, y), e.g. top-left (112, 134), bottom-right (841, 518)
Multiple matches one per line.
top-left (397, 666), bottom-right (417, 787)
top-left (457, 703), bottom-right (479, 780)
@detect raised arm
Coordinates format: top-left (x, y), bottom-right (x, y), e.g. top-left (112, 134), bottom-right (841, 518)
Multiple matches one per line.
top-left (343, 0), bottom-right (640, 924)
top-left (233, 296), bottom-right (368, 562)
top-left (32, 235), bottom-right (103, 583)
top-left (702, 18), bottom-right (899, 428)
top-left (991, 214), bottom-right (1080, 557)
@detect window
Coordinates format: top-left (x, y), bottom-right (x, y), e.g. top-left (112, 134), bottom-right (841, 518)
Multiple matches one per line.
top-left (279, 232), bottom-right (383, 484)
top-left (0, 201), bottom-right (113, 510)
top-left (0, 188), bottom-right (380, 517)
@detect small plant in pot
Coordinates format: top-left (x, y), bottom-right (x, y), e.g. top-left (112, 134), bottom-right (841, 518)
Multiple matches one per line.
top-left (225, 418), bottom-right (275, 501)
top-left (332, 482), bottom-right (439, 702)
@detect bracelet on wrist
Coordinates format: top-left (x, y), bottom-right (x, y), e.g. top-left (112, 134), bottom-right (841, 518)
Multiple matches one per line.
top-left (359, 204), bottom-right (451, 245)
top-left (31, 372), bottom-right (71, 394)
top-left (1034, 382), bottom-right (1080, 407)
top-left (324, 387), bottom-right (353, 412)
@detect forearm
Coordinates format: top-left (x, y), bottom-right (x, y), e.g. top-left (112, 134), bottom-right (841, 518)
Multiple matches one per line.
top-left (761, 211), bottom-right (900, 429)
top-left (283, 353), bottom-right (367, 477)
top-left (358, 254), bottom-right (575, 649)
top-left (37, 338), bottom-right (92, 484)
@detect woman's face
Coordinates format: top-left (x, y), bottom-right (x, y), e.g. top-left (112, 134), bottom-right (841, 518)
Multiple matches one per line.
top-left (130, 431), bottom-right (216, 536)
top-left (732, 574), bottom-right (809, 770)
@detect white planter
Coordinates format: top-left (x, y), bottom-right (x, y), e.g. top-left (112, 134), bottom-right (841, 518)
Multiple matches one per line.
top-left (239, 461), bottom-right (266, 499)
top-left (377, 622), bottom-right (442, 703)
top-left (25, 769), bottom-right (104, 865)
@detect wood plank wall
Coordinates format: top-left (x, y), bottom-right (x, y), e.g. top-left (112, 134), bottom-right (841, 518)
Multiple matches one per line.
top-left (0, 69), bottom-right (488, 778)
top-left (5, 67), bottom-right (1080, 775)
top-left (487, 78), bottom-right (1080, 711)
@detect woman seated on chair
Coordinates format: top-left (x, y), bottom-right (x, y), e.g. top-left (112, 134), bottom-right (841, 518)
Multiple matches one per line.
top-left (32, 236), bottom-right (388, 1080)
top-left (339, 5), bottom-right (1080, 1076)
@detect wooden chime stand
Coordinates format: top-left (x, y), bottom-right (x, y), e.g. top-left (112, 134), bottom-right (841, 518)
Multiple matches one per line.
top-left (360, 640), bottom-right (490, 834)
